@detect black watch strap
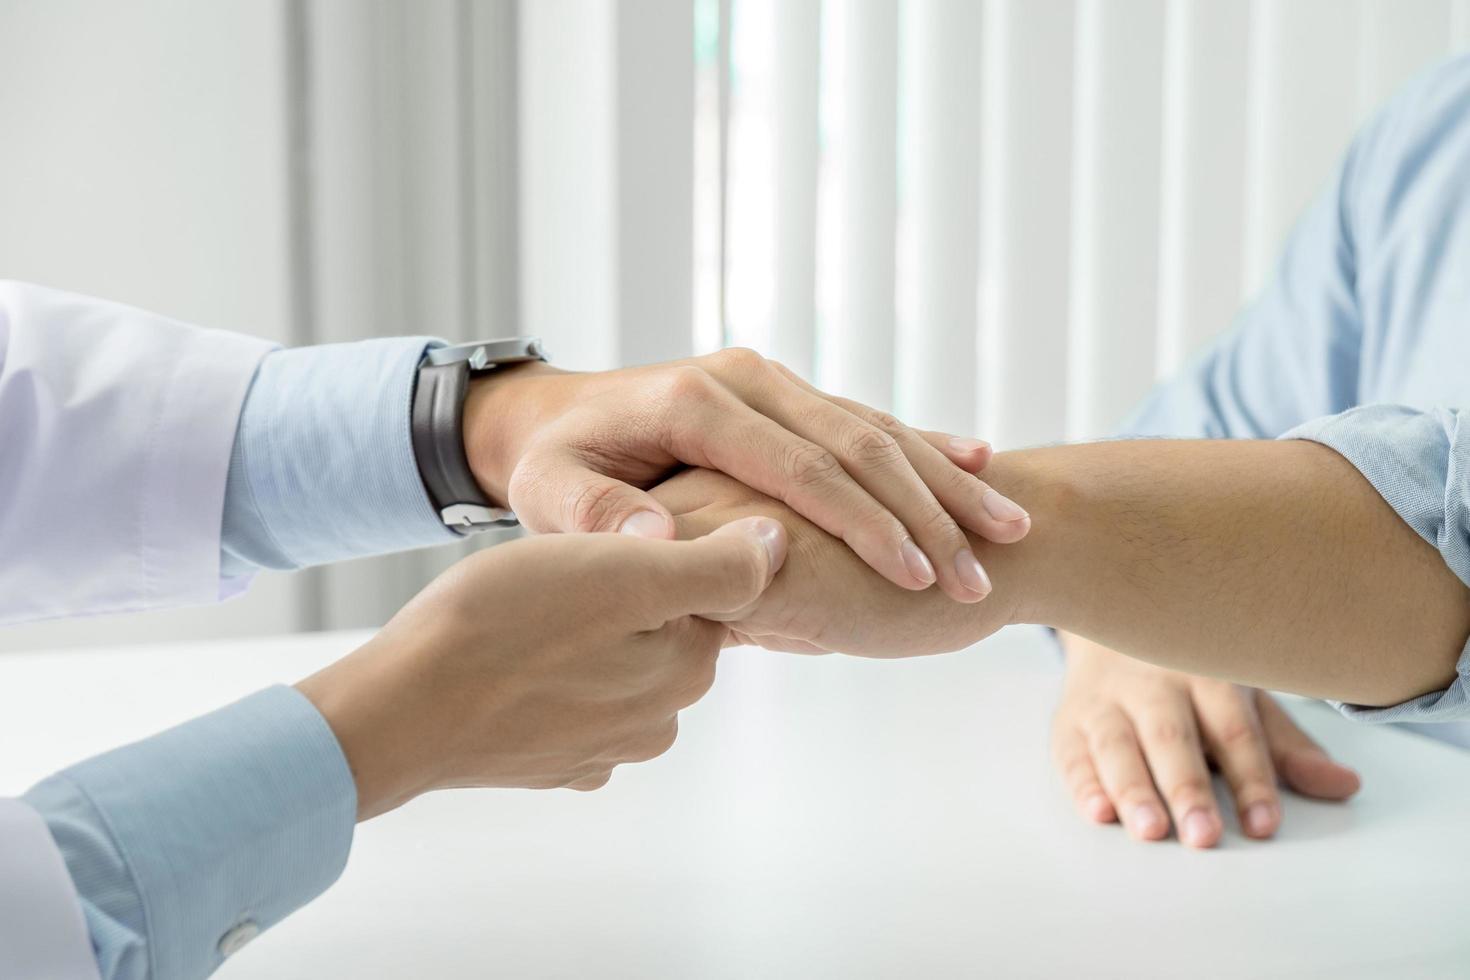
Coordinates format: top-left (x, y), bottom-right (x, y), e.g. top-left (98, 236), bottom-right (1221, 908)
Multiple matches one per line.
top-left (411, 360), bottom-right (513, 534)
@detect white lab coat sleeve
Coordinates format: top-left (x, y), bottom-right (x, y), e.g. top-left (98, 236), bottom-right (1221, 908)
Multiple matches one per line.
top-left (0, 281), bottom-right (275, 626)
top-left (0, 798), bottom-right (101, 980)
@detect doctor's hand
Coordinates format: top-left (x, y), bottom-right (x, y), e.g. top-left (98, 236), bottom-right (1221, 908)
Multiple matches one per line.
top-left (462, 348), bottom-right (1029, 603)
top-left (295, 515), bottom-right (786, 821)
top-left (1051, 633), bottom-right (1361, 848)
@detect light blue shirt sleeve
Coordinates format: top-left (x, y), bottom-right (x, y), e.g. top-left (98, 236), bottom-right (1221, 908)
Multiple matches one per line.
top-left (219, 335), bottom-right (458, 584)
top-left (23, 687), bottom-right (357, 979)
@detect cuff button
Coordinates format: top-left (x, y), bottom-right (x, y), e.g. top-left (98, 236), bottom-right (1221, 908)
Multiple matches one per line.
top-left (218, 920), bottom-right (260, 958)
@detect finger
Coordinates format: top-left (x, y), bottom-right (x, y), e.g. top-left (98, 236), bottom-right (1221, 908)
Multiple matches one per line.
top-left (766, 364), bottom-right (1028, 546)
top-left (917, 429), bottom-right (992, 473)
top-left (1130, 700), bottom-right (1222, 848)
top-left (632, 516), bottom-right (788, 622)
top-left (1085, 709), bottom-right (1171, 842)
top-left (735, 371), bottom-right (993, 603)
top-left (1255, 692), bottom-right (1362, 800)
top-left (911, 429), bottom-right (1030, 544)
top-left (508, 451), bottom-right (678, 538)
top-left (665, 392), bottom-right (941, 592)
top-left (1193, 684), bottom-right (1282, 839)
top-left (648, 617), bottom-right (723, 707)
top-left (825, 395), bottom-right (1032, 546)
top-left (1051, 722), bottom-right (1117, 824)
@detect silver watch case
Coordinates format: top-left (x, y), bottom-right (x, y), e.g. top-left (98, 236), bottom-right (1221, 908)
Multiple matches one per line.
top-left (426, 336), bottom-right (547, 531)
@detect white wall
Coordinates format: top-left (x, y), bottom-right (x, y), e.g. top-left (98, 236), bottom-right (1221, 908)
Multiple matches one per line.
top-left (0, 0), bottom-right (305, 650)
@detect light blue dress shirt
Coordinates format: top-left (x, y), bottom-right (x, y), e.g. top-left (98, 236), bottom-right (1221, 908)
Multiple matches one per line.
top-left (24, 337), bottom-right (456, 979)
top-left (1123, 55), bottom-right (1470, 727)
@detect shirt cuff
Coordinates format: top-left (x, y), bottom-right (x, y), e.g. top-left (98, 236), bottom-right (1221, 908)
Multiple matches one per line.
top-left (1283, 404), bottom-right (1470, 722)
top-left (23, 686), bottom-right (357, 980)
top-left (220, 337), bottom-right (458, 577)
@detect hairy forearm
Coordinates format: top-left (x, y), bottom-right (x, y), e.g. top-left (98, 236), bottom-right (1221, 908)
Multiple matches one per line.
top-left (977, 439), bottom-right (1468, 706)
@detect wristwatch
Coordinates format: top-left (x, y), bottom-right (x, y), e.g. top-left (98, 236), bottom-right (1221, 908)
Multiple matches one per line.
top-left (411, 337), bottom-right (548, 534)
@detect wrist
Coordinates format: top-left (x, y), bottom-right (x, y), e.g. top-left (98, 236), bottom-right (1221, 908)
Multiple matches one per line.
top-left (462, 360), bottom-right (573, 507)
top-left (295, 638), bottom-right (445, 821)
top-left (969, 447), bottom-right (1100, 633)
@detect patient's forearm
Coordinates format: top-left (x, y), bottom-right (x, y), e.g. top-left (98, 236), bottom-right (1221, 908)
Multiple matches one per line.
top-left (977, 439), bottom-right (1468, 706)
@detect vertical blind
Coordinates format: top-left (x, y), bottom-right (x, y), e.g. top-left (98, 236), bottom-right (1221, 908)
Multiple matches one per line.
top-left (710, 0), bottom-right (1470, 451)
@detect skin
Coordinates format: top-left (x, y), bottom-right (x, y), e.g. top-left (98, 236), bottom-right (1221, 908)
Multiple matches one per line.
top-left (1052, 633), bottom-right (1362, 849)
top-left (651, 438), bottom-right (1470, 708)
top-left (293, 352), bottom-right (1026, 822)
top-left (462, 348), bottom-right (1030, 603)
top-left (295, 517), bottom-right (786, 820)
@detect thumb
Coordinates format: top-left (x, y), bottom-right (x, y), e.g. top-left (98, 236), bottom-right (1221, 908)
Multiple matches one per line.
top-left (645, 516), bottom-right (788, 619)
top-left (1256, 692), bottom-right (1362, 800)
top-left (508, 452), bottom-right (676, 537)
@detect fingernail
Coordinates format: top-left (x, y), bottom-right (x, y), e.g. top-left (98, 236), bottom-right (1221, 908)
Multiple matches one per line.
top-left (747, 517), bottom-right (787, 572)
top-left (619, 510), bottom-right (670, 538)
top-left (948, 436), bottom-right (990, 454)
top-left (1129, 804), bottom-right (1165, 838)
top-left (1182, 808), bottom-right (1217, 847)
top-left (900, 537), bottom-right (937, 585)
top-left (982, 489), bottom-right (1029, 522)
top-left (953, 549), bottom-right (992, 599)
top-left (1245, 802), bottom-right (1276, 837)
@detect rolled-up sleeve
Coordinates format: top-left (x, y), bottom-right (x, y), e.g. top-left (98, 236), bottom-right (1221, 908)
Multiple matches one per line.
top-left (1284, 404), bottom-right (1470, 721)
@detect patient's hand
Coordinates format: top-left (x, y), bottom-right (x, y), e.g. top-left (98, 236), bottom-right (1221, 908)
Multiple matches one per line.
top-left (651, 467), bottom-right (1016, 656)
top-left (1052, 633), bottom-right (1361, 849)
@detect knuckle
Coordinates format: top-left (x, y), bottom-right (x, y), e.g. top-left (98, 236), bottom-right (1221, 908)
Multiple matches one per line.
top-left (564, 479), bottom-right (626, 532)
top-left (681, 653), bottom-right (720, 703)
top-left (664, 364), bottom-right (717, 403)
top-left (911, 504), bottom-right (961, 541)
top-left (628, 720), bottom-right (680, 762)
top-left (1214, 719), bottom-right (1260, 750)
top-left (783, 442), bottom-right (846, 491)
top-left (727, 540), bottom-right (769, 591)
top-left (1060, 757), bottom-right (1096, 788)
top-left (711, 346), bottom-right (766, 375)
top-left (1088, 726), bottom-right (1135, 756)
top-left (569, 770), bottom-right (613, 792)
top-left (505, 456), bottom-right (550, 523)
top-left (865, 410), bottom-right (908, 437)
top-left (840, 424), bottom-right (904, 469)
top-left (1143, 717), bottom-right (1193, 748)
top-left (1162, 776), bottom-right (1213, 803)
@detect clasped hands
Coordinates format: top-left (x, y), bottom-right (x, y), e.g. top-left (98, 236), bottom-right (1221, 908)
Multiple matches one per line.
top-left (298, 348), bottom-right (1357, 843)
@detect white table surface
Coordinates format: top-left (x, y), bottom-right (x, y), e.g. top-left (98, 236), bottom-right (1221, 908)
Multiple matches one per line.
top-left (3, 627), bottom-right (1469, 979)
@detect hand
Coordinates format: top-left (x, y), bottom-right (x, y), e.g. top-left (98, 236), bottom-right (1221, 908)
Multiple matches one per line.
top-left (463, 348), bottom-right (1031, 603)
top-left (649, 467), bottom-right (1016, 656)
top-left (295, 516), bottom-right (787, 820)
top-left (1051, 634), bottom-right (1362, 848)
